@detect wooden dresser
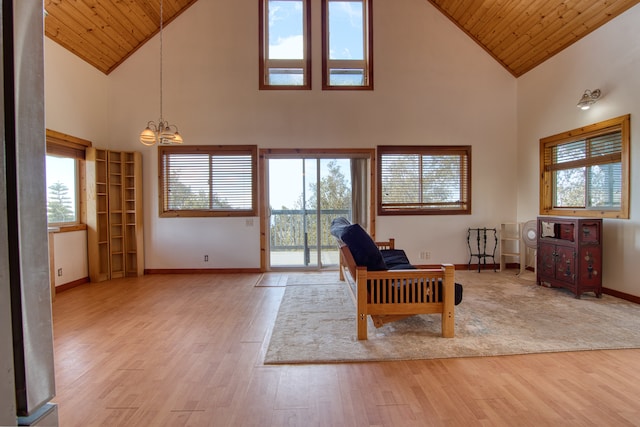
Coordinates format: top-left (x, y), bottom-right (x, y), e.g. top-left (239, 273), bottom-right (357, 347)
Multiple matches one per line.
top-left (537, 217), bottom-right (602, 298)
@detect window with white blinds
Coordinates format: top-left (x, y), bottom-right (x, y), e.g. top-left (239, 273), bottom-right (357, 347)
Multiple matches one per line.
top-left (377, 145), bottom-right (471, 215)
top-left (540, 114), bottom-right (630, 219)
top-left (159, 146), bottom-right (258, 217)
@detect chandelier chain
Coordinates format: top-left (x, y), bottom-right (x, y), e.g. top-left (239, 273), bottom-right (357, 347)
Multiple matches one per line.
top-left (159, 0), bottom-right (164, 120)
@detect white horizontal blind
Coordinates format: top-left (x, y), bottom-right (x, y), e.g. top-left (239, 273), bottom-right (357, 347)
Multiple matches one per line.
top-left (544, 129), bottom-right (622, 209)
top-left (163, 152), bottom-right (210, 210)
top-left (545, 130), bottom-right (622, 171)
top-left (210, 155), bottom-right (253, 209)
top-left (378, 146), bottom-right (470, 214)
top-left (380, 153), bottom-right (420, 206)
top-left (160, 146), bottom-right (257, 215)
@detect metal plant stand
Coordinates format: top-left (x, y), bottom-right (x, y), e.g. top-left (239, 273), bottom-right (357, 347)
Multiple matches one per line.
top-left (467, 227), bottom-right (498, 272)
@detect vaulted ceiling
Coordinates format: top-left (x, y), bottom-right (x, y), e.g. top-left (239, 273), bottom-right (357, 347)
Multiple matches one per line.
top-left (427, 0), bottom-right (640, 76)
top-left (44, 0), bottom-right (198, 75)
top-left (44, 0), bottom-right (640, 77)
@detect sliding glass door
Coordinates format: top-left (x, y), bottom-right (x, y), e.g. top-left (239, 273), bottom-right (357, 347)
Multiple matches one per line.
top-left (266, 154), bottom-right (369, 269)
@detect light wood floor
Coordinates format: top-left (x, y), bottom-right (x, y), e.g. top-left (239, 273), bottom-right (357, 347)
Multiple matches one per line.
top-left (52, 273), bottom-right (640, 426)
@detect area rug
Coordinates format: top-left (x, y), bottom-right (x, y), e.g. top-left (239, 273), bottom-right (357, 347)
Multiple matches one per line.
top-left (264, 270), bottom-right (640, 364)
top-left (285, 272), bottom-right (342, 285)
top-left (256, 272), bottom-right (346, 287)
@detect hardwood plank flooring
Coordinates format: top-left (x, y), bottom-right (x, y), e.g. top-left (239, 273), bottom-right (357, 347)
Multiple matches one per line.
top-left (52, 274), bottom-right (640, 426)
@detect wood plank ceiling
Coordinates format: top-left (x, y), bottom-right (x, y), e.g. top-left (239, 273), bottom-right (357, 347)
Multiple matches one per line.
top-left (44, 0), bottom-right (640, 77)
top-left (44, 0), bottom-right (198, 75)
top-left (427, 0), bottom-right (640, 76)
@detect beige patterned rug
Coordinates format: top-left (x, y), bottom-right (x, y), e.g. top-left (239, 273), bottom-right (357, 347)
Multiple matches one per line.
top-left (264, 270), bottom-right (640, 364)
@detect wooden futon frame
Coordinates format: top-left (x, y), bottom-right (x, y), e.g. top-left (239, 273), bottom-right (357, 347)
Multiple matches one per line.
top-left (338, 238), bottom-right (456, 340)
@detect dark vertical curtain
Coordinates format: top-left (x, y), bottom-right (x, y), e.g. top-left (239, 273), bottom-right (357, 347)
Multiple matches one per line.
top-left (350, 158), bottom-right (369, 231)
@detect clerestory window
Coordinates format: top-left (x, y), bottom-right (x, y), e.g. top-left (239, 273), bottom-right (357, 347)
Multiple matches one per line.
top-left (259, 0), bottom-right (311, 89)
top-left (322, 0), bottom-right (373, 89)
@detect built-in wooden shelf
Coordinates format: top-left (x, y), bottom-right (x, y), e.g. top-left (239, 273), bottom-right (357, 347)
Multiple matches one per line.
top-left (86, 148), bottom-right (144, 282)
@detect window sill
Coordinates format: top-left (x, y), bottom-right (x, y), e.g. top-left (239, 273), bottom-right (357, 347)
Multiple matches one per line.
top-left (48, 224), bottom-right (87, 233)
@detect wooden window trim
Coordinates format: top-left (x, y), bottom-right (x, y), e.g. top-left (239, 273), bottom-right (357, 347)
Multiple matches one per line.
top-left (258, 148), bottom-right (375, 270)
top-left (539, 114), bottom-right (630, 219)
top-left (158, 145), bottom-right (258, 218)
top-left (321, 0), bottom-right (374, 90)
top-left (46, 129), bottom-right (91, 159)
top-left (377, 145), bottom-right (471, 216)
top-left (48, 224), bottom-right (87, 233)
top-left (259, 0), bottom-right (312, 90)
top-left (45, 129), bottom-right (91, 226)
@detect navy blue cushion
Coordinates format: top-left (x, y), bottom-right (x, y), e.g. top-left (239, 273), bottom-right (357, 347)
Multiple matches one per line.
top-left (454, 283), bottom-right (463, 305)
top-left (380, 249), bottom-right (413, 269)
top-left (388, 264), bottom-right (416, 270)
top-left (330, 217), bottom-right (352, 243)
top-left (338, 223), bottom-right (388, 271)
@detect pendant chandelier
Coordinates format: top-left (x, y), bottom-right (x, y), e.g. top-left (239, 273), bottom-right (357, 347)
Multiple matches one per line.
top-left (139, 0), bottom-right (183, 146)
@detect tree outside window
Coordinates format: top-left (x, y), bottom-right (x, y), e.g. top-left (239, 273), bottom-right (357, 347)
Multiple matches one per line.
top-left (46, 155), bottom-right (78, 224)
top-left (540, 114), bottom-right (629, 219)
top-left (377, 146), bottom-right (471, 215)
top-left (159, 146), bottom-right (258, 217)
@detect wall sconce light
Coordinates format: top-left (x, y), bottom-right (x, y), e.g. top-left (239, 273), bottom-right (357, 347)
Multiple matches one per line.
top-left (577, 89), bottom-right (601, 110)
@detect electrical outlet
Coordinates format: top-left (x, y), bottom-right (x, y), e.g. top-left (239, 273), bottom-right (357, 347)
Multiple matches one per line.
top-left (57, 268), bottom-right (63, 277)
top-left (419, 251), bottom-right (431, 260)
top-left (204, 255), bottom-right (209, 262)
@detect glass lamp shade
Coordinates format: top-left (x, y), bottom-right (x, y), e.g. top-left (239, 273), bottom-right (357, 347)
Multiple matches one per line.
top-left (577, 89), bottom-right (600, 110)
top-left (160, 124), bottom-right (175, 140)
top-left (140, 127), bottom-right (157, 146)
top-left (577, 93), bottom-right (592, 110)
top-left (140, 121), bottom-right (183, 146)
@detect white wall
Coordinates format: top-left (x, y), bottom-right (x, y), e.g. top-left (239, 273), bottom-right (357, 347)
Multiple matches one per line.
top-left (99, 0), bottom-right (517, 269)
top-left (517, 4), bottom-right (640, 296)
top-left (44, 40), bottom-right (105, 285)
top-left (52, 230), bottom-right (88, 286)
top-left (44, 39), bottom-right (109, 144)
